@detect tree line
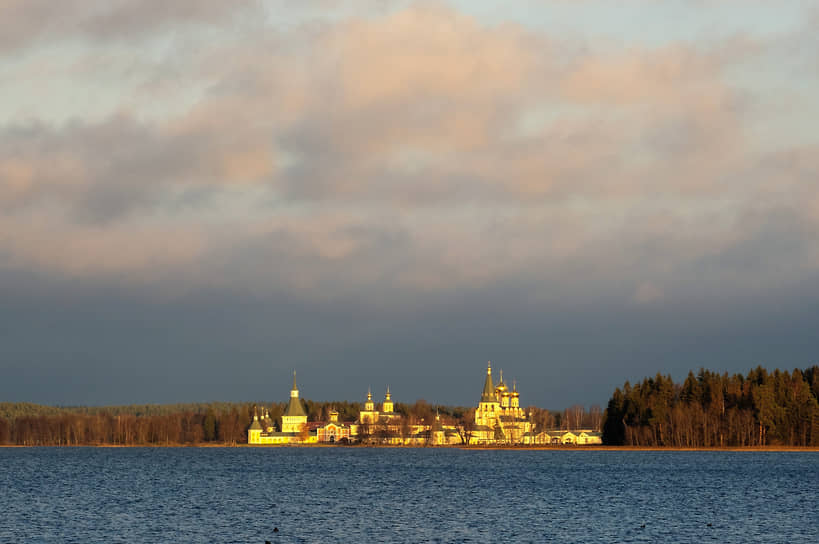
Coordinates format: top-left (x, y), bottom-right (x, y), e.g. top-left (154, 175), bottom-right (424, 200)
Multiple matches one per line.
top-left (602, 366), bottom-right (819, 447)
top-left (0, 399), bottom-right (560, 446)
top-left (0, 407), bottom-right (251, 446)
top-left (0, 401), bottom-right (252, 420)
top-left (0, 395), bottom-right (605, 446)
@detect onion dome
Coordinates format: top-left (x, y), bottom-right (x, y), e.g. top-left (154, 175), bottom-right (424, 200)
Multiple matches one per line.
top-left (495, 369), bottom-right (508, 392)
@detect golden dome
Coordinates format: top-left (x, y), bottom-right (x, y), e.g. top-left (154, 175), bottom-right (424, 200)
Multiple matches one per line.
top-left (495, 369), bottom-right (508, 391)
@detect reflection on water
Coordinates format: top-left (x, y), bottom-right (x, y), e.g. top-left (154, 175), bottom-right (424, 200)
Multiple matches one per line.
top-left (1, 448), bottom-right (817, 543)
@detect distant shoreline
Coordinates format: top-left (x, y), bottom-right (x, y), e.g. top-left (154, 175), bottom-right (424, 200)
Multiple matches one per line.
top-left (461, 445), bottom-right (819, 452)
top-left (2, 444), bottom-right (818, 452)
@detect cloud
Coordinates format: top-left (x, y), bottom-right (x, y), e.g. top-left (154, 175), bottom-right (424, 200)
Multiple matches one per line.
top-left (0, 214), bottom-right (208, 280)
top-left (1, 1), bottom-right (818, 304)
top-left (0, 0), bottom-right (261, 53)
top-left (633, 282), bottom-right (664, 305)
top-left (2, 2), bottom-right (819, 406)
top-left (0, 114), bottom-right (276, 223)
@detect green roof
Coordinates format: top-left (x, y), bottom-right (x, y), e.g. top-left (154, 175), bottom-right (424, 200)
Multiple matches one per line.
top-left (283, 372), bottom-right (307, 418)
top-left (284, 396), bottom-right (306, 418)
top-left (481, 365), bottom-right (496, 402)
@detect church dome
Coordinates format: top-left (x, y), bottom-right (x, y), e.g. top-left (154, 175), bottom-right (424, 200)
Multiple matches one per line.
top-left (495, 369), bottom-right (508, 391)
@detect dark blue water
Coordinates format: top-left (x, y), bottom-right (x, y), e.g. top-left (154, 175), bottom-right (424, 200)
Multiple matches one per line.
top-left (1, 448), bottom-right (817, 543)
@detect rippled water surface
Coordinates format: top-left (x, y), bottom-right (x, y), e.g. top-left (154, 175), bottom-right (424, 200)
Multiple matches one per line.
top-left (1, 448), bottom-right (817, 543)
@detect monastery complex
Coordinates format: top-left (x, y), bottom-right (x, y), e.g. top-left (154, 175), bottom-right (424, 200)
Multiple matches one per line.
top-left (248, 363), bottom-right (602, 446)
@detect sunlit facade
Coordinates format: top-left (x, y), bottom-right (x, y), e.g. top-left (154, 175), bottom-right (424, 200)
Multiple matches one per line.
top-left (472, 362), bottom-right (533, 445)
top-left (248, 372), bottom-right (317, 444)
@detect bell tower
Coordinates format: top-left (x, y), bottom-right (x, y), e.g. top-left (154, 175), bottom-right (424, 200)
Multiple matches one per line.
top-left (382, 386), bottom-right (394, 413)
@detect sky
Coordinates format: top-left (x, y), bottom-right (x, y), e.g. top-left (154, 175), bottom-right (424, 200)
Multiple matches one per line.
top-left (1, 0), bottom-right (818, 409)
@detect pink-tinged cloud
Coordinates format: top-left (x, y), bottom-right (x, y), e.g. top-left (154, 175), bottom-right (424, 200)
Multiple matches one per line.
top-left (0, 0), bottom-right (261, 52)
top-left (0, 215), bottom-right (208, 279)
top-left (0, 1), bottom-right (818, 301)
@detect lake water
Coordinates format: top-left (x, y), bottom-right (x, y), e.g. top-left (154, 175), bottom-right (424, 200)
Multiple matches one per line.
top-left (0, 448), bottom-right (817, 543)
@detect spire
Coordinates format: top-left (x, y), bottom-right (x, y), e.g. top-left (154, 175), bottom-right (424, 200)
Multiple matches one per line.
top-left (249, 406), bottom-right (262, 430)
top-left (432, 407), bottom-right (443, 432)
top-left (481, 361), bottom-right (496, 402)
top-left (365, 387), bottom-right (375, 411)
top-left (382, 385), bottom-right (394, 413)
top-left (283, 372), bottom-right (306, 418)
top-left (496, 368), bottom-right (508, 392)
top-left (290, 370), bottom-right (300, 399)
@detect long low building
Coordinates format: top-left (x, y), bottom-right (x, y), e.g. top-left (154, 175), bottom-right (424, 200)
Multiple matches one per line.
top-left (524, 429), bottom-right (603, 445)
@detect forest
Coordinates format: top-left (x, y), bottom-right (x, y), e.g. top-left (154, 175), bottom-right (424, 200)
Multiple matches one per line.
top-left (602, 366), bottom-right (819, 446)
top-left (11, 364), bottom-right (817, 447)
top-left (0, 403), bottom-right (252, 446)
top-left (0, 400), bottom-right (466, 446)
top-left (0, 401), bottom-right (368, 446)
top-left (0, 398), bottom-right (589, 446)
